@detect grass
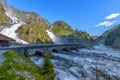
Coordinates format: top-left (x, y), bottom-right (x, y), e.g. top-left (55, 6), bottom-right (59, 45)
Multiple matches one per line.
top-left (0, 50), bottom-right (55, 80)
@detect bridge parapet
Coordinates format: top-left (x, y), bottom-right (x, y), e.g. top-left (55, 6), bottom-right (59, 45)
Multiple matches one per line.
top-left (0, 43), bottom-right (88, 57)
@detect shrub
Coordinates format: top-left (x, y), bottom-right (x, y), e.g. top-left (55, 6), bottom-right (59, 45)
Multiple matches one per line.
top-left (41, 53), bottom-right (55, 80)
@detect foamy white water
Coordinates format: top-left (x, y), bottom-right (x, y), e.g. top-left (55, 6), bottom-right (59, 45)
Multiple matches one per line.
top-left (46, 30), bottom-right (56, 42)
top-left (5, 12), bottom-right (19, 24)
top-left (0, 12), bottom-right (28, 44)
top-left (46, 30), bottom-right (61, 44)
top-left (0, 23), bottom-right (28, 44)
top-left (31, 45), bottom-right (120, 80)
top-left (79, 44), bottom-right (120, 57)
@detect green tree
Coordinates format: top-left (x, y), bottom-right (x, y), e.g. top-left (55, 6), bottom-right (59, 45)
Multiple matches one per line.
top-left (42, 54), bottom-right (55, 80)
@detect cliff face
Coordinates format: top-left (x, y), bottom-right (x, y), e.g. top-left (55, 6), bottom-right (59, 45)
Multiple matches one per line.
top-left (95, 24), bottom-right (120, 48)
top-left (104, 24), bottom-right (120, 48)
top-left (0, 3), bottom-right (9, 30)
top-left (16, 12), bottom-right (52, 43)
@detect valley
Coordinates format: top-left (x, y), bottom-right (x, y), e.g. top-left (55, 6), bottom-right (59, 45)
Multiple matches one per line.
top-left (0, 0), bottom-right (120, 80)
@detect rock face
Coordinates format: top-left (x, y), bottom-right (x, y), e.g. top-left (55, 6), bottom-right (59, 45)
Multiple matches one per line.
top-left (105, 24), bottom-right (120, 48)
top-left (0, 2), bottom-right (9, 30)
top-left (96, 24), bottom-right (120, 48)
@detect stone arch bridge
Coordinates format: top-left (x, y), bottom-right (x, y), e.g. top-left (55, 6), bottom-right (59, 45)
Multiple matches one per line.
top-left (0, 43), bottom-right (89, 57)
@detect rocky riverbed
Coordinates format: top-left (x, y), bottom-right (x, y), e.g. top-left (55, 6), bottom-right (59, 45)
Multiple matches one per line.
top-left (31, 44), bottom-right (120, 80)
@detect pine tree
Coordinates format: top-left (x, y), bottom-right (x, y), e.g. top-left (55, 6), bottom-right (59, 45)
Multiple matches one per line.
top-left (42, 53), bottom-right (55, 80)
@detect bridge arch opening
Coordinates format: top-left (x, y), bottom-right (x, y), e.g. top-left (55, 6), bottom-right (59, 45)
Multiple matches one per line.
top-left (70, 47), bottom-right (77, 50)
top-left (63, 48), bottom-right (70, 52)
top-left (35, 51), bottom-right (44, 57)
top-left (70, 47), bottom-right (75, 50)
top-left (51, 49), bottom-right (59, 53)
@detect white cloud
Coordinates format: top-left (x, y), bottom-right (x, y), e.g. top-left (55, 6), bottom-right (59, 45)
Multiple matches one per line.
top-left (105, 13), bottom-right (120, 20)
top-left (95, 21), bottom-right (117, 27)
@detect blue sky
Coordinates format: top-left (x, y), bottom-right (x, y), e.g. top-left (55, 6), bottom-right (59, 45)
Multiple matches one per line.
top-left (7, 0), bottom-right (120, 36)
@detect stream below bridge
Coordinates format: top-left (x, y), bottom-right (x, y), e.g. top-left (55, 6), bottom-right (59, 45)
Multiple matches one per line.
top-left (31, 44), bottom-right (120, 80)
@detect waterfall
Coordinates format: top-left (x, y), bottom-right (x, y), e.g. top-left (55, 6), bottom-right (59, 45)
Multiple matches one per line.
top-left (0, 23), bottom-right (28, 44)
top-left (5, 12), bottom-right (19, 24)
top-left (46, 29), bottom-right (61, 44)
top-left (0, 12), bottom-right (28, 44)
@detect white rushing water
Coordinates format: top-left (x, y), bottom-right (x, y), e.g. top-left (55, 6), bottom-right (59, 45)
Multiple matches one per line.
top-left (5, 12), bottom-right (19, 24)
top-left (46, 29), bottom-right (61, 44)
top-left (46, 30), bottom-right (57, 42)
top-left (0, 12), bottom-right (28, 44)
top-left (31, 44), bottom-right (120, 80)
top-left (79, 44), bottom-right (120, 57)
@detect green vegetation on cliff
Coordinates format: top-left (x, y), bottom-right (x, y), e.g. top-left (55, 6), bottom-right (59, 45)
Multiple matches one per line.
top-left (101, 25), bottom-right (120, 38)
top-left (41, 54), bottom-right (55, 80)
top-left (0, 3), bottom-right (9, 25)
top-left (52, 21), bottom-right (74, 36)
top-left (73, 30), bottom-right (93, 44)
top-left (0, 1), bottom-right (52, 43)
top-left (105, 24), bottom-right (120, 48)
top-left (17, 12), bottom-right (52, 43)
top-left (0, 51), bottom-right (55, 80)
top-left (52, 21), bottom-right (93, 44)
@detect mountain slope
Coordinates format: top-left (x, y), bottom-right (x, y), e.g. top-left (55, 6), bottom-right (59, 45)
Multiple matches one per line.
top-left (0, 3), bottom-right (9, 30)
top-left (0, 0), bottom-right (52, 44)
top-left (101, 24), bottom-right (120, 38)
top-left (52, 21), bottom-right (74, 36)
top-left (17, 12), bottom-right (52, 43)
top-left (51, 21), bottom-right (93, 44)
top-left (0, 0), bottom-right (93, 44)
top-left (104, 24), bottom-right (120, 48)
top-left (73, 30), bottom-right (94, 44)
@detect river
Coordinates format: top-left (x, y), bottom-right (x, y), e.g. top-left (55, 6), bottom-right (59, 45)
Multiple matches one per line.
top-left (30, 44), bottom-right (120, 80)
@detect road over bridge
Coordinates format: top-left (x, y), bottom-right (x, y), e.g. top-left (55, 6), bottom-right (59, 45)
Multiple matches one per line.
top-left (0, 43), bottom-right (89, 57)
